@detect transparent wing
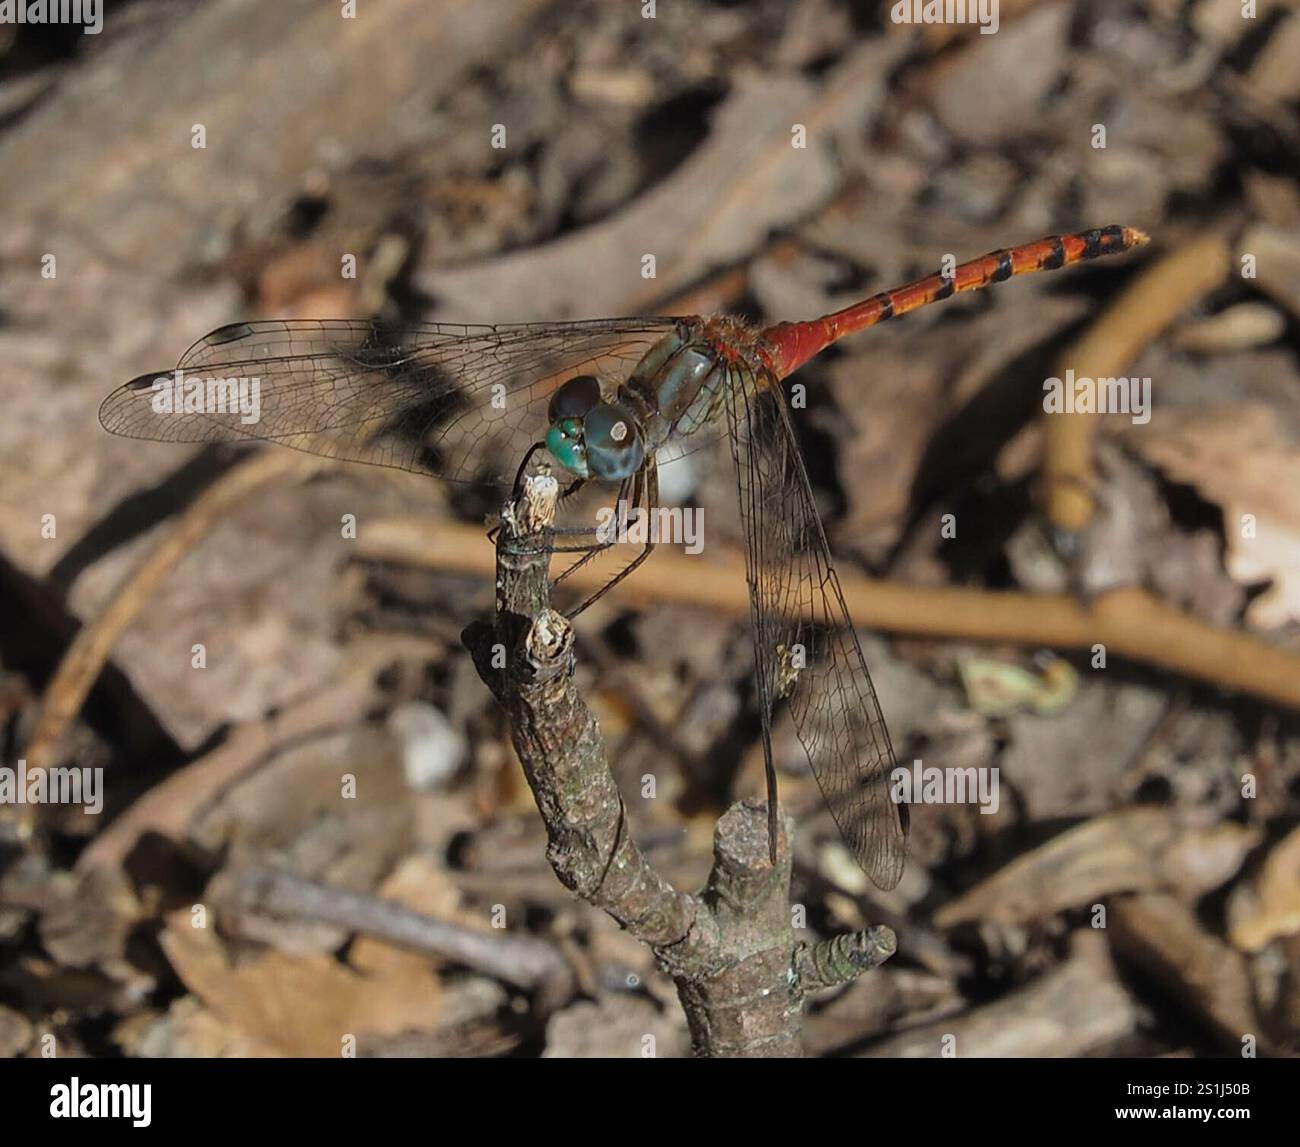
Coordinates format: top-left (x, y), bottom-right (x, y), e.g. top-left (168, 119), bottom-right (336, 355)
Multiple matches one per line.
top-left (725, 365), bottom-right (908, 889)
top-left (100, 317), bottom-right (683, 488)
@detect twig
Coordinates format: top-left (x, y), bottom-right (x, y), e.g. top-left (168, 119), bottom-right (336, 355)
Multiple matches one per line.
top-left (20, 451), bottom-right (325, 841)
top-left (1043, 230), bottom-right (1233, 532)
top-left (224, 865), bottom-right (574, 997)
top-left (794, 926), bottom-right (897, 992)
top-left (460, 468), bottom-right (895, 1057)
top-left (363, 517), bottom-right (1300, 711)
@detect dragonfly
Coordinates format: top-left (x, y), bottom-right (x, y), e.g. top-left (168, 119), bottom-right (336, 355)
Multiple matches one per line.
top-left (101, 225), bottom-right (1148, 889)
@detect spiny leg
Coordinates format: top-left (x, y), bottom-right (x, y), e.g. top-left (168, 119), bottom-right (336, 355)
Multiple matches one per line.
top-left (492, 441), bottom-right (568, 548)
top-left (502, 469), bottom-right (628, 558)
top-left (565, 460), bottom-right (659, 619)
top-left (553, 471), bottom-right (641, 586)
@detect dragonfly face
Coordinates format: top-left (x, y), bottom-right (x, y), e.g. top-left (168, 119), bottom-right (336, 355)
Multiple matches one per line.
top-left (544, 373), bottom-right (645, 481)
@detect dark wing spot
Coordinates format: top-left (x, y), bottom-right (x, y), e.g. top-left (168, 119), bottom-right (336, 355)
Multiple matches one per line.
top-left (203, 322), bottom-right (255, 347)
top-left (123, 371), bottom-right (166, 391)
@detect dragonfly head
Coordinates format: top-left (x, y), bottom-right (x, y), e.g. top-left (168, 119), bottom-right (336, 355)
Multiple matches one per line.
top-left (545, 374), bottom-right (644, 481)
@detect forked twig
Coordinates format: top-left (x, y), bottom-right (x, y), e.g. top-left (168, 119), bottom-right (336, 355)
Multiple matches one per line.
top-left (461, 467), bottom-right (895, 1057)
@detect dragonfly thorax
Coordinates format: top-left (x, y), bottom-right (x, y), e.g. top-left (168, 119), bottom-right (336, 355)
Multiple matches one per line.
top-left (623, 328), bottom-right (731, 444)
top-left (544, 374), bottom-right (646, 480)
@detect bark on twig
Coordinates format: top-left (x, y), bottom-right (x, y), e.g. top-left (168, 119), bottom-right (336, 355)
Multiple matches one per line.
top-left (461, 468), bottom-right (896, 1057)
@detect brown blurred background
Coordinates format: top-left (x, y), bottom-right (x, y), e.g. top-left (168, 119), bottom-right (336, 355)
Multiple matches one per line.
top-left (1, 0), bottom-right (1298, 1057)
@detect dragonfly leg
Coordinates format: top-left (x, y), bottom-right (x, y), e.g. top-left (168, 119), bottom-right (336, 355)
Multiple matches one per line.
top-left (558, 477), bottom-right (587, 502)
top-left (510, 442), bottom-right (585, 504)
top-left (506, 474), bottom-right (637, 560)
top-left (564, 461), bottom-right (659, 619)
top-left (501, 455), bottom-right (609, 557)
top-left (506, 519), bottom-right (630, 557)
top-left (505, 532), bottom-right (612, 557)
top-left (552, 473), bottom-right (637, 579)
top-left (510, 441), bottom-right (552, 499)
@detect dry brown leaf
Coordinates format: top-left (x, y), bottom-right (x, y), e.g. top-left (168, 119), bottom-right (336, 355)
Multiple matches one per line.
top-left (863, 932), bottom-right (1137, 1057)
top-left (0, 1004), bottom-right (34, 1058)
top-left (419, 39), bottom-right (905, 320)
top-left (544, 993), bottom-right (689, 1058)
top-left (1227, 824), bottom-right (1300, 953)
top-left (1243, 223), bottom-right (1300, 322)
top-left (118, 997), bottom-right (269, 1059)
top-left (1121, 404), bottom-right (1300, 628)
top-left (160, 911), bottom-right (442, 1057)
top-left (39, 867), bottom-right (141, 970)
top-left (1246, 14), bottom-right (1300, 116)
top-left (934, 807), bottom-right (1259, 928)
top-left (926, 2), bottom-right (1072, 148)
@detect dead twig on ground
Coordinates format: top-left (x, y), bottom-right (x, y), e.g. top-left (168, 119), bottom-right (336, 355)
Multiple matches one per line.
top-left (1043, 230), bottom-right (1233, 532)
top-left (19, 451), bottom-right (326, 842)
top-left (362, 517), bottom-right (1300, 711)
top-left (223, 865), bottom-right (575, 998)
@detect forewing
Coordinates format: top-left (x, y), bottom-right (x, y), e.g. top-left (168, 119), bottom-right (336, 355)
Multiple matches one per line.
top-left (725, 366), bottom-right (908, 889)
top-left (100, 317), bottom-right (680, 488)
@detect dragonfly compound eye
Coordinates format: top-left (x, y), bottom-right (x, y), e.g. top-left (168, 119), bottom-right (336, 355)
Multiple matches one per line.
top-left (545, 416), bottom-right (589, 478)
top-left (583, 401), bottom-right (644, 480)
top-left (548, 374), bottom-right (602, 423)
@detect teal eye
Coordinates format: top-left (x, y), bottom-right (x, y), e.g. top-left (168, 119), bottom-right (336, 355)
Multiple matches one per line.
top-left (583, 402), bottom-right (644, 481)
top-left (545, 417), bottom-right (589, 478)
